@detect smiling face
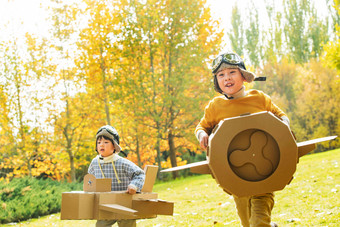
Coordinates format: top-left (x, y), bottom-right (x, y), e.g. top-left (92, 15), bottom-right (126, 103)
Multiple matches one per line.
top-left (97, 136), bottom-right (115, 157)
top-left (216, 68), bottom-right (245, 95)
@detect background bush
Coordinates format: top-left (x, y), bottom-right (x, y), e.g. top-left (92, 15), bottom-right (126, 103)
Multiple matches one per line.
top-left (0, 177), bottom-right (82, 224)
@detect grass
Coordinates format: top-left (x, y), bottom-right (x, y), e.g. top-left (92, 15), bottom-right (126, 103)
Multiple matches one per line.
top-left (2, 148), bottom-right (339, 227)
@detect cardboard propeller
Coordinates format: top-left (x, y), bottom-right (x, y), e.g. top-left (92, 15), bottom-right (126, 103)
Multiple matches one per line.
top-left (61, 165), bottom-right (174, 220)
top-left (161, 111), bottom-right (337, 197)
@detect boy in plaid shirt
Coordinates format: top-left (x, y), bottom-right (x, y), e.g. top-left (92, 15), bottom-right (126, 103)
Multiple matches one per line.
top-left (88, 125), bottom-right (145, 227)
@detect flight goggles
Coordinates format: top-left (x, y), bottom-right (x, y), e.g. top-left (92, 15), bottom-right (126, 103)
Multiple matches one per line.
top-left (96, 125), bottom-right (128, 156)
top-left (97, 126), bottom-right (119, 144)
top-left (211, 53), bottom-right (246, 74)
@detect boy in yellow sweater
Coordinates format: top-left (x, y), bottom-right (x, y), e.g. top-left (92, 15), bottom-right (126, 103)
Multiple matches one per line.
top-left (196, 52), bottom-right (289, 227)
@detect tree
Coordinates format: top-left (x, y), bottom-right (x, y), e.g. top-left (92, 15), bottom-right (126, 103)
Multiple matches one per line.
top-left (119, 0), bottom-right (222, 178)
top-left (76, 0), bottom-right (125, 126)
top-left (24, 33), bottom-right (59, 179)
top-left (321, 0), bottom-right (340, 144)
top-left (0, 38), bottom-right (36, 178)
top-left (308, 10), bottom-right (329, 59)
top-left (293, 60), bottom-right (339, 151)
top-left (254, 57), bottom-right (297, 118)
top-left (262, 0), bottom-right (284, 64)
top-left (229, 4), bottom-right (245, 55)
top-left (0, 84), bottom-right (14, 179)
top-left (283, 0), bottom-right (329, 63)
top-left (323, 0), bottom-right (340, 71)
top-left (245, 2), bottom-right (261, 67)
top-left (283, 0), bottom-right (311, 63)
top-left (327, 0), bottom-right (340, 36)
top-left (48, 0), bottom-right (92, 182)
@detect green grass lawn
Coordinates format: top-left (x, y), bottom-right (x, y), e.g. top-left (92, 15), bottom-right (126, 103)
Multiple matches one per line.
top-left (3, 149), bottom-right (339, 227)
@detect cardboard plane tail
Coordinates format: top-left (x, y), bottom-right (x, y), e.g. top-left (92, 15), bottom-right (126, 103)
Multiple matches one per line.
top-left (141, 165), bottom-right (158, 192)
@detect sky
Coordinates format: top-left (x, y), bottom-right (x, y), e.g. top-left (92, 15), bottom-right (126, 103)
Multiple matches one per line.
top-left (0, 0), bottom-right (329, 43)
top-left (0, 0), bottom-right (49, 40)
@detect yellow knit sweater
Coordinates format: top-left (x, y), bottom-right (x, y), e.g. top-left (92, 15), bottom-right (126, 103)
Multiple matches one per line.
top-left (195, 89), bottom-right (287, 136)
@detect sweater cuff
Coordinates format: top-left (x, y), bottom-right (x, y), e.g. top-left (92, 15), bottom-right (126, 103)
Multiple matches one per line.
top-left (128, 184), bottom-right (138, 191)
top-left (196, 130), bottom-right (206, 141)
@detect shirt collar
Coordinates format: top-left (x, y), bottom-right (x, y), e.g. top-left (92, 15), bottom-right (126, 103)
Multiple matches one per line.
top-left (98, 153), bottom-right (121, 163)
top-left (224, 86), bottom-right (246, 100)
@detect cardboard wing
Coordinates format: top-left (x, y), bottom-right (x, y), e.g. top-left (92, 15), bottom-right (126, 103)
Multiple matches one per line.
top-left (297, 136), bottom-right (337, 158)
top-left (61, 165), bottom-right (174, 220)
top-left (161, 136), bottom-right (337, 174)
top-left (161, 160), bottom-right (210, 174)
top-left (99, 204), bottom-right (138, 216)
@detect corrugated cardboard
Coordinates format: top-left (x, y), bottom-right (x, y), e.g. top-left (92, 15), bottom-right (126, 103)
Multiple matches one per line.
top-left (208, 111), bottom-right (297, 197)
top-left (161, 160), bottom-right (210, 174)
top-left (297, 136), bottom-right (337, 158)
top-left (160, 111), bottom-right (336, 197)
top-left (99, 204), bottom-right (137, 216)
top-left (60, 191), bottom-right (94, 220)
top-left (61, 165), bottom-right (174, 220)
top-left (133, 199), bottom-right (174, 215)
top-left (94, 192), bottom-right (157, 220)
top-left (83, 174), bottom-right (111, 192)
top-left (141, 165), bottom-right (158, 192)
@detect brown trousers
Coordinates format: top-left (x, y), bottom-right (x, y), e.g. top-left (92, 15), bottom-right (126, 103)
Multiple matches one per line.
top-left (233, 192), bottom-right (275, 227)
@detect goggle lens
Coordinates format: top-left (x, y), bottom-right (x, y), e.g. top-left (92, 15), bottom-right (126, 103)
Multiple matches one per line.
top-left (212, 53), bottom-right (242, 73)
top-left (223, 53), bottom-right (241, 64)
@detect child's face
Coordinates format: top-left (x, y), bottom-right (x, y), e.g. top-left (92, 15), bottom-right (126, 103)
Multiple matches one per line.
top-left (97, 137), bottom-right (115, 157)
top-left (216, 68), bottom-right (245, 95)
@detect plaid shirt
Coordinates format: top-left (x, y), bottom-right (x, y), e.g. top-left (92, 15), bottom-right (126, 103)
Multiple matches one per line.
top-left (88, 155), bottom-right (145, 191)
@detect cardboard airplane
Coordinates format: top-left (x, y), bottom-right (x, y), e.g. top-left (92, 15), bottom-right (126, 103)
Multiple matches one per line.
top-left (161, 111), bottom-right (337, 197)
top-left (61, 165), bottom-right (174, 220)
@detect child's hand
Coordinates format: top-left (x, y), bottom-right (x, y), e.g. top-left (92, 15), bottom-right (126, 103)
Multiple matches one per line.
top-left (281, 116), bottom-right (290, 129)
top-left (127, 185), bottom-right (137, 195)
top-left (199, 131), bottom-right (209, 150)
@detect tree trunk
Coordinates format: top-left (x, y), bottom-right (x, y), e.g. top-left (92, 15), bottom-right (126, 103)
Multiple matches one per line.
top-left (26, 156), bottom-right (32, 178)
top-left (168, 129), bottom-right (178, 179)
top-left (155, 123), bottom-right (162, 180)
top-left (16, 77), bottom-right (32, 177)
top-left (136, 133), bottom-right (142, 167)
top-left (100, 46), bottom-right (111, 125)
top-left (147, 31), bottom-right (163, 178)
top-left (64, 92), bottom-right (76, 182)
top-left (69, 151), bottom-right (76, 182)
top-left (167, 46), bottom-right (178, 179)
top-left (67, 135), bottom-right (76, 182)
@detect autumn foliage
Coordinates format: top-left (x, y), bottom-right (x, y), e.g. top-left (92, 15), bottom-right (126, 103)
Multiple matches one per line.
top-left (0, 0), bottom-right (339, 182)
